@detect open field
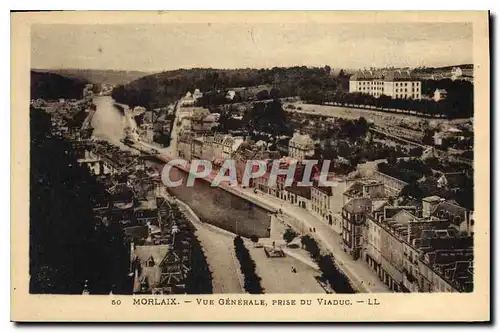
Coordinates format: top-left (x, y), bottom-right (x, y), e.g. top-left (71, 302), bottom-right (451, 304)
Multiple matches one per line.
top-left (284, 101), bottom-right (472, 130)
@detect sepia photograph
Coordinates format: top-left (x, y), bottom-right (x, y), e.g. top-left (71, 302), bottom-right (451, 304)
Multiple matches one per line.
top-left (11, 11), bottom-right (490, 322)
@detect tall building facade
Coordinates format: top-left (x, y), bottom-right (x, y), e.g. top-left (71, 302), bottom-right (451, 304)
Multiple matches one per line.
top-left (349, 70), bottom-right (422, 100)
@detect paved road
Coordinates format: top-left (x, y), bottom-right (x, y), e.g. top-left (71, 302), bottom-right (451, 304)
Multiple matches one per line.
top-left (239, 188), bottom-right (390, 293)
top-left (172, 196), bottom-right (244, 294)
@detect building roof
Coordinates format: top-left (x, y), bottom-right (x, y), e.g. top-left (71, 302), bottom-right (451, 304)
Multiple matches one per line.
top-left (384, 206), bottom-right (418, 219)
top-left (285, 184), bottom-right (312, 199)
top-left (124, 225), bottom-right (149, 239)
top-left (343, 198), bottom-right (372, 214)
top-left (133, 245), bottom-right (170, 268)
top-left (350, 69), bottom-right (419, 82)
top-left (135, 198), bottom-right (158, 211)
top-left (423, 195), bottom-right (442, 203)
top-left (344, 181), bottom-right (364, 197)
top-left (435, 89), bottom-right (448, 94)
top-left (390, 209), bottom-right (418, 225)
top-left (431, 201), bottom-right (467, 225)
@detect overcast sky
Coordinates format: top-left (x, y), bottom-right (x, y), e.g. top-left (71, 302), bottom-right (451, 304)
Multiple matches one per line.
top-left (31, 22), bottom-right (473, 71)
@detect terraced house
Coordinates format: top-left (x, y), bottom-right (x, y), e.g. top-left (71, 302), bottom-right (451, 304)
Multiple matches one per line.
top-left (363, 196), bottom-right (473, 293)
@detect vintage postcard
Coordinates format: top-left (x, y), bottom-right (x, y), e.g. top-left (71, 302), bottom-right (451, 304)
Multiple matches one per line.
top-left (11, 11), bottom-right (490, 322)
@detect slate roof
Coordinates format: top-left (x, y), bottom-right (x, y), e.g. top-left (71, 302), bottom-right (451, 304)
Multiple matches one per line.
top-left (285, 184), bottom-right (312, 200)
top-left (343, 198), bottom-right (372, 214)
top-left (431, 201), bottom-right (467, 225)
top-left (350, 69), bottom-right (419, 82)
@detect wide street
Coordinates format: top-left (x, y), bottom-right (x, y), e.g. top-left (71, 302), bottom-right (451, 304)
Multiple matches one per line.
top-left (239, 187), bottom-right (390, 293)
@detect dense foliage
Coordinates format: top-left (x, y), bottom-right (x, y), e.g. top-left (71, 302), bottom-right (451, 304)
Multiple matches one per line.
top-left (29, 108), bottom-right (130, 294)
top-left (378, 159), bottom-right (433, 184)
top-left (233, 236), bottom-right (264, 294)
top-left (112, 66), bottom-right (473, 119)
top-left (31, 71), bottom-right (87, 100)
top-left (282, 228), bottom-right (298, 245)
top-left (185, 234), bottom-right (213, 294)
top-left (300, 235), bottom-right (355, 293)
top-left (242, 99), bottom-right (293, 137)
top-left (111, 66), bottom-right (339, 109)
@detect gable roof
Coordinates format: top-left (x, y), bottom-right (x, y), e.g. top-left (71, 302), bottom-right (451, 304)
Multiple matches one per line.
top-left (133, 245), bottom-right (170, 268)
top-left (431, 201), bottom-right (467, 225)
top-left (343, 198), bottom-right (372, 214)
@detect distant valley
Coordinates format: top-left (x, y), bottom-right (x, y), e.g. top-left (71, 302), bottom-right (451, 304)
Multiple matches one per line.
top-left (31, 68), bottom-right (156, 86)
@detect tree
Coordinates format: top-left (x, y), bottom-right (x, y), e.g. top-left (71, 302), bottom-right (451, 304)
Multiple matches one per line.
top-left (317, 255), bottom-right (355, 293)
top-left (283, 228), bottom-right (298, 246)
top-left (422, 129), bottom-right (435, 145)
top-left (185, 232), bottom-right (213, 294)
top-left (409, 147), bottom-right (423, 157)
top-left (233, 236), bottom-right (264, 294)
top-left (250, 235), bottom-right (259, 246)
top-left (300, 235), bottom-right (321, 260)
top-left (256, 89), bottom-right (270, 101)
top-left (400, 182), bottom-right (425, 200)
top-left (30, 108), bottom-right (129, 295)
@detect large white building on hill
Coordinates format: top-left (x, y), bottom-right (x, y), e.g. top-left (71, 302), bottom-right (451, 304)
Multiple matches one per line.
top-left (349, 70), bottom-right (422, 100)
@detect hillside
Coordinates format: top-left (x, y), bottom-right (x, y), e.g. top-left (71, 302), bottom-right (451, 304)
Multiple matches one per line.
top-left (30, 71), bottom-right (88, 100)
top-left (32, 68), bottom-right (154, 86)
top-left (111, 66), bottom-right (341, 108)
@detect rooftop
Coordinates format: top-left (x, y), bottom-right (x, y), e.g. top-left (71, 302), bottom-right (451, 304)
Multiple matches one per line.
top-left (350, 69), bottom-right (420, 82)
top-left (343, 197), bottom-right (372, 214)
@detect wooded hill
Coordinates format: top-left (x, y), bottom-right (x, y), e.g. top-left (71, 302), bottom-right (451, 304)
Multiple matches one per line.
top-left (32, 68), bottom-right (154, 86)
top-left (30, 71), bottom-right (88, 100)
top-left (111, 66), bottom-right (341, 109)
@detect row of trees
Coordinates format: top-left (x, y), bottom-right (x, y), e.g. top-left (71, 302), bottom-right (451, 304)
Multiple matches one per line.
top-left (170, 207), bottom-right (214, 294)
top-left (234, 236), bottom-right (264, 294)
top-left (302, 79), bottom-right (473, 119)
top-left (300, 235), bottom-right (355, 293)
